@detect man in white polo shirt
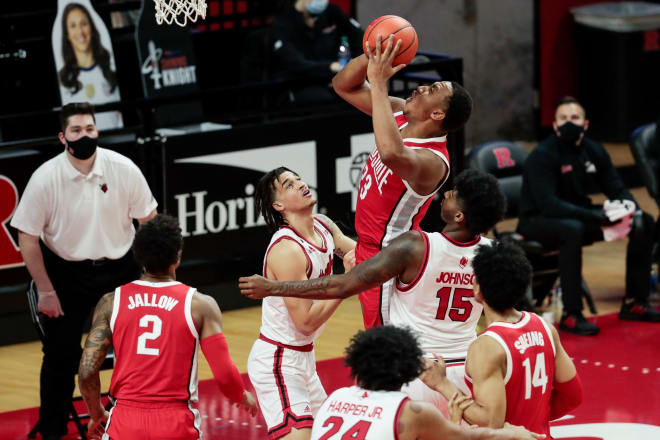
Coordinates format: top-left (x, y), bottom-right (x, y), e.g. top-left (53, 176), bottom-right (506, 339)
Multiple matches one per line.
top-left (10, 102), bottom-right (157, 440)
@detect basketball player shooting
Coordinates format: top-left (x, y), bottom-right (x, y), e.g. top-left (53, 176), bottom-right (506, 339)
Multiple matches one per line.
top-left (332, 30), bottom-right (473, 329)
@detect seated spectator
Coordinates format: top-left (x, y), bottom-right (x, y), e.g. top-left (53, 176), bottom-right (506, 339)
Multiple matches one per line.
top-left (271, 0), bottom-right (362, 105)
top-left (518, 96), bottom-right (660, 335)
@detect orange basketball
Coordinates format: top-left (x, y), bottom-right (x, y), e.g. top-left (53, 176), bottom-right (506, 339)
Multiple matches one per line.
top-left (362, 15), bottom-right (418, 66)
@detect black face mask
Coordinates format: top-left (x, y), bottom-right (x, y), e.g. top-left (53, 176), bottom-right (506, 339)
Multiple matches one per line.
top-left (66, 135), bottom-right (97, 160)
top-left (557, 122), bottom-right (585, 146)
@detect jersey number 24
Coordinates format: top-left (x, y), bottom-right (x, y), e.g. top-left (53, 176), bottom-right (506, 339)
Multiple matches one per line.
top-left (318, 416), bottom-right (372, 440)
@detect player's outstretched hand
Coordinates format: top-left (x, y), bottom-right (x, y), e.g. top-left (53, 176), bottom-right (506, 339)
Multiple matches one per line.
top-left (501, 422), bottom-right (546, 440)
top-left (235, 391), bottom-right (259, 417)
top-left (419, 352), bottom-right (447, 391)
top-left (448, 391), bottom-right (473, 425)
top-left (239, 275), bottom-right (273, 299)
top-left (86, 410), bottom-right (109, 440)
top-left (365, 34), bottom-right (406, 85)
top-left (343, 248), bottom-right (356, 273)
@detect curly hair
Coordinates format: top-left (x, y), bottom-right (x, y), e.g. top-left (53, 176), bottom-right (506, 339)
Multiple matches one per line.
top-left (454, 169), bottom-right (506, 235)
top-left (442, 82), bottom-right (472, 133)
top-left (59, 3), bottom-right (118, 95)
top-left (344, 325), bottom-right (425, 391)
top-left (132, 214), bottom-right (183, 275)
top-left (472, 240), bottom-right (532, 314)
top-left (255, 166), bottom-right (296, 232)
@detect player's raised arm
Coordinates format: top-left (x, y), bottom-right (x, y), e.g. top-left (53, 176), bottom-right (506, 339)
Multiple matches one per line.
top-left (239, 231), bottom-right (423, 300)
top-left (547, 325), bottom-right (583, 419)
top-left (367, 36), bottom-right (448, 189)
top-left (332, 53), bottom-right (405, 116)
top-left (193, 292), bottom-right (258, 416)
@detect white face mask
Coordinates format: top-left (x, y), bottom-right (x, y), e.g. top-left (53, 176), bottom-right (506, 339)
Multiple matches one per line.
top-left (306, 0), bottom-right (328, 15)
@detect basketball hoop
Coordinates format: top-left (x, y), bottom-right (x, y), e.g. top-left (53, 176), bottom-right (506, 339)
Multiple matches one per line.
top-left (153, 0), bottom-right (207, 27)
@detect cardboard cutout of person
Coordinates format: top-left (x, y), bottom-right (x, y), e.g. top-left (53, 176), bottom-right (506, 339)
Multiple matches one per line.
top-left (52, 0), bottom-right (123, 130)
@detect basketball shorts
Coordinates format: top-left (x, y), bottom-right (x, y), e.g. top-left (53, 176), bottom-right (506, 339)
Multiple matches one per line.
top-left (356, 241), bottom-right (394, 328)
top-left (401, 361), bottom-right (468, 418)
top-left (248, 336), bottom-right (327, 439)
top-left (102, 400), bottom-right (201, 440)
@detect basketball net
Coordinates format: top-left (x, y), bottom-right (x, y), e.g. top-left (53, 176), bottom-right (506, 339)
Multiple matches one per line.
top-left (153, 0), bottom-right (207, 26)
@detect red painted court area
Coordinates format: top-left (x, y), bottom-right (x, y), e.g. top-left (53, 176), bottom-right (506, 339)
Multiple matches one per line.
top-left (1, 314), bottom-right (658, 440)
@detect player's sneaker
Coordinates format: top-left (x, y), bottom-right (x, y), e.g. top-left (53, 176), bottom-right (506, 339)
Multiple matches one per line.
top-left (619, 300), bottom-right (660, 322)
top-left (559, 313), bottom-right (600, 335)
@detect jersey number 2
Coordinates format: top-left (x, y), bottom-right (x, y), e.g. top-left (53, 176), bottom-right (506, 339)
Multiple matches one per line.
top-left (137, 314), bottom-right (162, 356)
top-left (318, 416), bottom-right (372, 440)
top-left (435, 287), bottom-right (473, 322)
top-left (522, 353), bottom-right (548, 399)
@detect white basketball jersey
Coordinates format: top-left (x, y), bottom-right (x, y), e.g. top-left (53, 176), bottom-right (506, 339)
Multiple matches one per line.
top-left (311, 386), bottom-right (409, 440)
top-left (390, 232), bottom-right (491, 359)
top-left (260, 217), bottom-right (335, 346)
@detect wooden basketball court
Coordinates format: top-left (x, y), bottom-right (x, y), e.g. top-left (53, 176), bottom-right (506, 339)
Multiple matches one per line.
top-left (1, 154), bottom-right (659, 439)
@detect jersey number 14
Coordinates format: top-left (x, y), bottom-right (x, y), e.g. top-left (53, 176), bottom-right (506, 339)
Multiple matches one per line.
top-left (522, 353), bottom-right (548, 399)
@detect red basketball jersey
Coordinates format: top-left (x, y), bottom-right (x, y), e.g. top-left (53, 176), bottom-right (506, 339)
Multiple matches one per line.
top-left (465, 312), bottom-right (556, 436)
top-left (354, 112), bottom-right (450, 255)
top-left (109, 280), bottom-right (200, 404)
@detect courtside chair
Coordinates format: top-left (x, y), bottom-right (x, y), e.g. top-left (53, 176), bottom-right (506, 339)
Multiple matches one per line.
top-left (467, 141), bottom-right (596, 313)
top-left (26, 281), bottom-right (114, 440)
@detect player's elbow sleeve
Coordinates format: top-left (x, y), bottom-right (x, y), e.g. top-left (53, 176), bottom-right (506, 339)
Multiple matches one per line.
top-left (200, 333), bottom-right (246, 403)
top-left (550, 373), bottom-right (583, 419)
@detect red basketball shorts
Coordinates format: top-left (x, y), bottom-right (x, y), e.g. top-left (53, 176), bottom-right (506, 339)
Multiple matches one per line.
top-left (103, 400), bottom-right (201, 440)
top-left (355, 241), bottom-right (395, 329)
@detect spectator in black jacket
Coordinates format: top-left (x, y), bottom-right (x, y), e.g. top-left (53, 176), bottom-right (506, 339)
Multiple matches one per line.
top-left (518, 96), bottom-right (660, 335)
top-left (271, 0), bottom-right (362, 105)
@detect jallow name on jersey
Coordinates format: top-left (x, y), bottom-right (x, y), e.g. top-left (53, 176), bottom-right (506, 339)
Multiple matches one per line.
top-left (127, 293), bottom-right (179, 311)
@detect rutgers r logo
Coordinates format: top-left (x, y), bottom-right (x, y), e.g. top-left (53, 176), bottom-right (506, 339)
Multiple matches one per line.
top-left (492, 147), bottom-right (515, 169)
top-left (0, 175), bottom-right (24, 269)
top-left (459, 256), bottom-right (468, 269)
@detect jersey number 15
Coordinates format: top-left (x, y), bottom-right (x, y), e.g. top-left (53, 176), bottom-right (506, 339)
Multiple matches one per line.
top-left (435, 287), bottom-right (473, 322)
